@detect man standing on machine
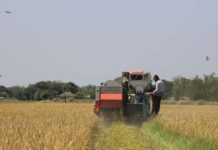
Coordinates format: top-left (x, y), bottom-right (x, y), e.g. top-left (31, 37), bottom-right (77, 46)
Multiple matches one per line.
top-left (151, 75), bottom-right (164, 116)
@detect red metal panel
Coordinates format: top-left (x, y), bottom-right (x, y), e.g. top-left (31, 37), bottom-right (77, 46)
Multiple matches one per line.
top-left (100, 94), bottom-right (122, 100)
top-left (100, 100), bottom-right (122, 109)
top-left (94, 100), bottom-right (100, 114)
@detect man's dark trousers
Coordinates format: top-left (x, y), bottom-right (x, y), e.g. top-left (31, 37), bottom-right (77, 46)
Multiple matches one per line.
top-left (151, 95), bottom-right (162, 116)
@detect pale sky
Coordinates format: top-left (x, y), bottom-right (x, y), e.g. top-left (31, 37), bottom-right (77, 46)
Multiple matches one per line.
top-left (0, 0), bottom-right (217, 87)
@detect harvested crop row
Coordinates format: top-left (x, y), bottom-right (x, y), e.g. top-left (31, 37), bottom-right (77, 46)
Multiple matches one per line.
top-left (94, 121), bottom-right (163, 150)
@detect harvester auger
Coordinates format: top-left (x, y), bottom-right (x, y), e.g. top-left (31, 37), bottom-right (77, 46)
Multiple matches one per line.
top-left (94, 71), bottom-right (154, 119)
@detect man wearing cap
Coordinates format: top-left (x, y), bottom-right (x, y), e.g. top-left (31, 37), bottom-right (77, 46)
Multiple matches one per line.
top-left (151, 75), bottom-right (164, 116)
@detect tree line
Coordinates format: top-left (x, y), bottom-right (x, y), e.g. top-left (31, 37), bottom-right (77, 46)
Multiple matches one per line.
top-left (0, 81), bottom-right (96, 100)
top-left (163, 73), bottom-right (218, 101)
top-left (0, 73), bottom-right (218, 101)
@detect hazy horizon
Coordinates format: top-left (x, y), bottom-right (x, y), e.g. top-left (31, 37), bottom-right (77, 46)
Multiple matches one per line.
top-left (1, 0), bottom-right (217, 87)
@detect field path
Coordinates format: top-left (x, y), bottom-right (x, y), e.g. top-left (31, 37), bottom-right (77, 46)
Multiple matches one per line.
top-left (92, 120), bottom-right (163, 150)
top-left (91, 118), bottom-right (218, 150)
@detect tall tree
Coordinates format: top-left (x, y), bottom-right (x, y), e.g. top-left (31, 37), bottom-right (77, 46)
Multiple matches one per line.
top-left (162, 80), bottom-right (173, 99)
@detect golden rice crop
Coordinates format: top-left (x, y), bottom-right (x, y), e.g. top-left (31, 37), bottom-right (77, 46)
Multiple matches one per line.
top-left (154, 105), bottom-right (218, 141)
top-left (0, 103), bottom-right (98, 150)
top-left (0, 102), bottom-right (217, 150)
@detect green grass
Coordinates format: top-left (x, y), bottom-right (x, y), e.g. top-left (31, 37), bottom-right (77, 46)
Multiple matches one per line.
top-left (94, 122), bottom-right (163, 150)
top-left (143, 122), bottom-right (218, 150)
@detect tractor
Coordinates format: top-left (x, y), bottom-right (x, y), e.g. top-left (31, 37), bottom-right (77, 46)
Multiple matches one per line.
top-left (94, 71), bottom-right (154, 119)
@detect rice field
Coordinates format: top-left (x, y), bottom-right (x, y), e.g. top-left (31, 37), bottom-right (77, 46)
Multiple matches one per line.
top-left (144, 105), bottom-right (218, 150)
top-left (154, 105), bottom-right (218, 141)
top-left (0, 102), bottom-right (217, 150)
top-left (0, 103), bottom-right (98, 150)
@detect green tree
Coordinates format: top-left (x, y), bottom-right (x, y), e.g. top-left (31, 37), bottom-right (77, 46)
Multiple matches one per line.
top-left (0, 86), bottom-right (10, 98)
top-left (35, 81), bottom-right (49, 89)
top-left (34, 91), bottom-right (42, 100)
top-left (202, 73), bottom-right (218, 101)
top-left (172, 77), bottom-right (191, 100)
top-left (8, 86), bottom-right (25, 100)
top-left (74, 92), bottom-right (85, 99)
top-left (172, 77), bottom-right (183, 100)
top-left (80, 85), bottom-right (96, 99)
top-left (41, 90), bottom-right (50, 100)
top-left (188, 76), bottom-right (204, 100)
top-left (162, 80), bottom-right (173, 100)
top-left (48, 81), bottom-right (64, 99)
top-left (64, 82), bottom-right (79, 93)
top-left (23, 85), bottom-right (37, 100)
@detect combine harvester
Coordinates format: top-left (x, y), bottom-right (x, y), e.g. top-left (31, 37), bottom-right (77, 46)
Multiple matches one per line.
top-left (94, 71), bottom-right (154, 119)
